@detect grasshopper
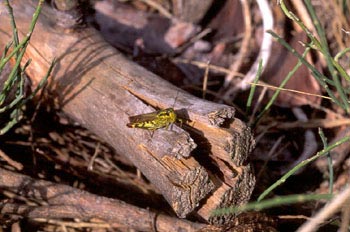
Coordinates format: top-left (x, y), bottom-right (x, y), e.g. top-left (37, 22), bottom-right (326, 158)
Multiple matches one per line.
top-left (126, 108), bottom-right (180, 130)
top-left (127, 90), bottom-right (189, 131)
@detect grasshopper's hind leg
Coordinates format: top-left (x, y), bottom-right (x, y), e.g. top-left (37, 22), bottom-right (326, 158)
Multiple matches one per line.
top-left (149, 130), bottom-right (155, 138)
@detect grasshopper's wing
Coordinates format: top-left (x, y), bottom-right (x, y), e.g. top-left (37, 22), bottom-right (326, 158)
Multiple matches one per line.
top-left (128, 111), bottom-right (160, 123)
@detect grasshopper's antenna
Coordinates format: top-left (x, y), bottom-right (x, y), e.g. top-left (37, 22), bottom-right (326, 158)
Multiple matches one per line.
top-left (172, 90), bottom-right (180, 109)
top-left (172, 91), bottom-right (186, 127)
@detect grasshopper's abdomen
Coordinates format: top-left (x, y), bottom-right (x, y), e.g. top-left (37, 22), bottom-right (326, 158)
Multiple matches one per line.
top-left (127, 120), bottom-right (166, 130)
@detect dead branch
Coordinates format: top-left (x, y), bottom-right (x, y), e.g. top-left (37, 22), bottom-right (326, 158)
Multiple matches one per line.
top-left (0, 167), bottom-right (211, 231)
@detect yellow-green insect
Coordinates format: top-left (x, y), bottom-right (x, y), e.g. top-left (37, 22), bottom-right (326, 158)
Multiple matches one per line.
top-left (127, 108), bottom-right (181, 130)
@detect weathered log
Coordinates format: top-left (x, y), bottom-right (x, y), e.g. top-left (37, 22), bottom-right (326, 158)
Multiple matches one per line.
top-left (0, 167), bottom-right (212, 231)
top-left (0, 1), bottom-right (255, 222)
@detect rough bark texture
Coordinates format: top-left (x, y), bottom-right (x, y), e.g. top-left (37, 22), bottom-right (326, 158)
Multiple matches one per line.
top-left (0, 168), bottom-right (213, 232)
top-left (0, 1), bottom-right (255, 223)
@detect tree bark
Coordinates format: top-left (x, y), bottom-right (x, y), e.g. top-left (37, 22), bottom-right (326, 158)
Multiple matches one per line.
top-left (0, 1), bottom-right (255, 222)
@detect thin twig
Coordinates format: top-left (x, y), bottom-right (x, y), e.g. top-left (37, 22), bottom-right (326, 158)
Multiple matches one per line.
top-left (0, 149), bottom-right (23, 170)
top-left (297, 186), bottom-right (350, 232)
top-left (223, 0), bottom-right (252, 88)
top-left (202, 61), bottom-right (210, 99)
top-left (88, 142), bottom-right (101, 171)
